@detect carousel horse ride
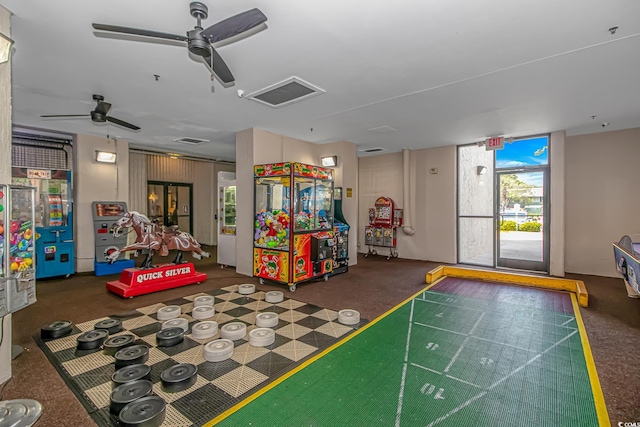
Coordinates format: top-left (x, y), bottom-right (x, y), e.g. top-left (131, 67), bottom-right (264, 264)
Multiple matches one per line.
top-left (105, 211), bottom-right (208, 298)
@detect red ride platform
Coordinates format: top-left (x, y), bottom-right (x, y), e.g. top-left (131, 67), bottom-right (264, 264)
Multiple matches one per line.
top-left (106, 262), bottom-right (207, 298)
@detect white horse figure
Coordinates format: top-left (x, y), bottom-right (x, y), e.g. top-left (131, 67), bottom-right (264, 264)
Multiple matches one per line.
top-left (107, 211), bottom-right (210, 268)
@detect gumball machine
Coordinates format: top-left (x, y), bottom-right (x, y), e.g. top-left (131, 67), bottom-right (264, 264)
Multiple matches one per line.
top-left (0, 184), bottom-right (37, 316)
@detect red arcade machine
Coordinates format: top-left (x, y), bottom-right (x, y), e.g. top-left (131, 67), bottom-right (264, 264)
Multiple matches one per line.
top-left (364, 196), bottom-right (403, 260)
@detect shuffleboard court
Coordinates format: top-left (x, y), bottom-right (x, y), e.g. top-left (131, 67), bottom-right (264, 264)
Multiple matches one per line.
top-left (210, 276), bottom-right (609, 427)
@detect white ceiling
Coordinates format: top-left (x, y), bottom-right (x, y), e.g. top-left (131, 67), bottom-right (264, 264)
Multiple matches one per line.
top-left (2, 0), bottom-right (640, 162)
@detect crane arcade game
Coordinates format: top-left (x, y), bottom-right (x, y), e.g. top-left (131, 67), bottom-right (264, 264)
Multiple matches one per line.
top-left (253, 162), bottom-right (334, 292)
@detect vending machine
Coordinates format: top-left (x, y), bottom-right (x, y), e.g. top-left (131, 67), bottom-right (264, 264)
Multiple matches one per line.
top-left (253, 162), bottom-right (334, 292)
top-left (0, 184), bottom-right (37, 316)
top-left (364, 196), bottom-right (403, 260)
top-left (217, 171), bottom-right (237, 267)
top-left (11, 167), bottom-right (74, 279)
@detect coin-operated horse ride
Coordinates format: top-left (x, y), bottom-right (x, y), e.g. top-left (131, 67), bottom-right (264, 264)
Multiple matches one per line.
top-left (105, 211), bottom-right (208, 298)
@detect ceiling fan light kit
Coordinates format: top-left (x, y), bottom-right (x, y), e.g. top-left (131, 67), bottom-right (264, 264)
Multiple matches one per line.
top-left (92, 2), bottom-right (267, 84)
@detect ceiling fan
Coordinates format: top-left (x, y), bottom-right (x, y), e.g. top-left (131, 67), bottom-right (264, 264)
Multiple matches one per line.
top-left (40, 94), bottom-right (140, 130)
top-left (92, 2), bottom-right (268, 84)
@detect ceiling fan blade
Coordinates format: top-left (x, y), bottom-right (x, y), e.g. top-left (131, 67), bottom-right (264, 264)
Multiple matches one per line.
top-left (40, 114), bottom-right (90, 118)
top-left (201, 8), bottom-right (267, 44)
top-left (107, 116), bottom-right (140, 131)
top-left (92, 23), bottom-right (188, 42)
top-left (95, 101), bottom-right (112, 115)
top-left (203, 47), bottom-right (235, 83)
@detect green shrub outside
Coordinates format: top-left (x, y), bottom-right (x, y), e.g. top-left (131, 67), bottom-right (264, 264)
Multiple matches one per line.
top-left (500, 220), bottom-right (517, 231)
top-left (519, 222), bottom-right (542, 232)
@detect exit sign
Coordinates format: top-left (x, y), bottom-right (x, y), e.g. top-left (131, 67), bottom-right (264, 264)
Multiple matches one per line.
top-left (485, 137), bottom-right (504, 151)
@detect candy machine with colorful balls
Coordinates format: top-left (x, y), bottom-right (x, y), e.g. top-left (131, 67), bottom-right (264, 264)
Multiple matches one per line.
top-left (0, 184), bottom-right (38, 316)
top-left (253, 162), bottom-right (335, 292)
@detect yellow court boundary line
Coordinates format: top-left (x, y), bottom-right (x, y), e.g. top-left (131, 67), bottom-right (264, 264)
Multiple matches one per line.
top-left (426, 265), bottom-right (589, 307)
top-left (203, 277), bottom-right (448, 426)
top-left (571, 293), bottom-right (611, 427)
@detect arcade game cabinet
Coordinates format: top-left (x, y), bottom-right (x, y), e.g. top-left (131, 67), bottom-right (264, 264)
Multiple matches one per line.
top-left (11, 167), bottom-right (74, 279)
top-left (92, 201), bottom-right (134, 276)
top-left (254, 162), bottom-right (334, 291)
top-left (332, 187), bottom-right (349, 275)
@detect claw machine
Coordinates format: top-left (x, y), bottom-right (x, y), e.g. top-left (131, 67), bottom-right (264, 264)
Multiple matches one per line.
top-left (12, 168), bottom-right (74, 279)
top-left (0, 184), bottom-right (37, 316)
top-left (217, 171), bottom-right (236, 267)
top-left (253, 162), bottom-right (334, 292)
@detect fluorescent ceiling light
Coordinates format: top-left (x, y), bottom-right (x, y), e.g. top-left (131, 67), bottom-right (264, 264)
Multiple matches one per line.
top-left (96, 151), bottom-right (117, 163)
top-left (321, 156), bottom-right (337, 167)
top-left (0, 32), bottom-right (13, 64)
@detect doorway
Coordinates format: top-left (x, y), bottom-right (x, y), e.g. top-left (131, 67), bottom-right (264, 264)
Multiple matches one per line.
top-left (496, 169), bottom-right (549, 271)
top-left (457, 135), bottom-right (550, 273)
top-left (147, 181), bottom-right (193, 234)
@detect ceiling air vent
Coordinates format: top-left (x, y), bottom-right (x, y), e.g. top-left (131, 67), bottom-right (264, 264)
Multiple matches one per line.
top-left (367, 125), bottom-right (397, 134)
top-left (174, 137), bottom-right (209, 145)
top-left (358, 147), bottom-right (387, 153)
top-left (247, 77), bottom-right (325, 108)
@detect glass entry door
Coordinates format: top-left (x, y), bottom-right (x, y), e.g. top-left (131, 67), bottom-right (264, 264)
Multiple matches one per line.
top-left (147, 182), bottom-right (193, 234)
top-left (496, 170), bottom-right (549, 271)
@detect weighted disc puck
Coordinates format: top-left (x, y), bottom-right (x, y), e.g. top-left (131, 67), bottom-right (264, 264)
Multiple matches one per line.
top-left (265, 291), bottom-right (284, 303)
top-left (338, 309), bottom-right (361, 325)
top-left (191, 321), bottom-right (218, 340)
top-left (0, 399), bottom-right (43, 427)
top-left (204, 339), bottom-right (234, 362)
top-left (41, 320), bottom-right (73, 340)
top-left (238, 284), bottom-right (255, 295)
top-left (191, 305), bottom-right (215, 320)
top-left (119, 396), bottom-right (166, 427)
top-left (248, 328), bottom-right (275, 347)
top-left (160, 363), bottom-right (197, 393)
top-left (220, 322), bottom-right (247, 341)
top-left (162, 318), bottom-right (189, 332)
top-left (256, 312), bottom-right (279, 328)
top-left (156, 327), bottom-right (185, 347)
top-left (112, 364), bottom-right (152, 387)
top-left (193, 295), bottom-right (214, 307)
top-left (76, 329), bottom-right (109, 350)
top-left (115, 345), bottom-right (149, 369)
top-left (103, 334), bottom-right (136, 356)
top-left (156, 305), bottom-right (181, 321)
top-left (110, 379), bottom-right (153, 415)
top-left (94, 318), bottom-right (123, 334)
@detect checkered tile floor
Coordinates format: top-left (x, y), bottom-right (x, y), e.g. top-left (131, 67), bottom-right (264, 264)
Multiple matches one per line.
top-left (37, 285), bottom-right (366, 427)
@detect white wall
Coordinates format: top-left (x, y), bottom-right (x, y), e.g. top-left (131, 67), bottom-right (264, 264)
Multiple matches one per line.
top-left (565, 127), bottom-right (640, 277)
top-left (358, 146), bottom-right (457, 263)
top-left (0, 3), bottom-right (13, 385)
top-left (235, 129), bottom-right (255, 276)
top-left (74, 135), bottom-right (129, 272)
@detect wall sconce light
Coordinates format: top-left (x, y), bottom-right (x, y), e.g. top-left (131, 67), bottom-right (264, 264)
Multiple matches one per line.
top-left (0, 32), bottom-right (14, 64)
top-left (96, 151), bottom-right (117, 163)
top-left (477, 166), bottom-right (487, 175)
top-left (321, 155), bottom-right (337, 167)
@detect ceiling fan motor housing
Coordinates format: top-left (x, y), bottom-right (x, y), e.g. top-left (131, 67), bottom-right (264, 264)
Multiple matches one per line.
top-left (187, 30), bottom-right (210, 57)
top-left (90, 111), bottom-right (107, 123)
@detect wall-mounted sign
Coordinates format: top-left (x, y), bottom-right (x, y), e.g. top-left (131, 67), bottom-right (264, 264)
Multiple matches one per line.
top-left (485, 137), bottom-right (504, 151)
top-left (346, 188), bottom-right (353, 197)
top-left (27, 169), bottom-right (52, 179)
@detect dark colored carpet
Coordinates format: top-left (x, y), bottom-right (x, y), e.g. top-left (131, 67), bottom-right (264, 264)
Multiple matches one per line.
top-left (3, 247), bottom-right (640, 426)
